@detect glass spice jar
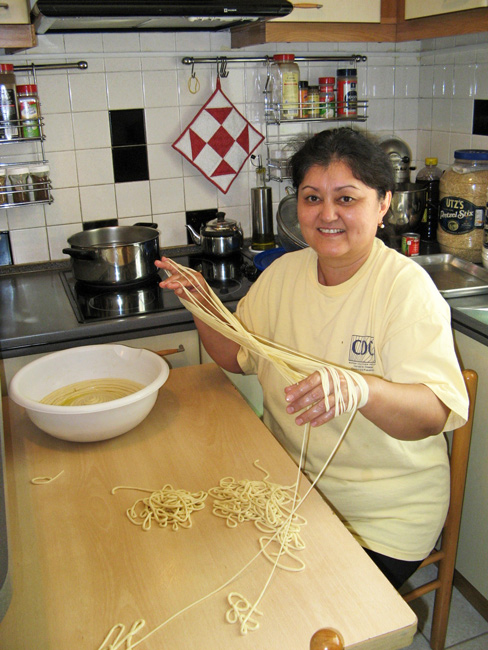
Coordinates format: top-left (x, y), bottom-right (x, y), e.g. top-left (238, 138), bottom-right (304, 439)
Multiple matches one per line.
top-left (438, 149), bottom-right (488, 263)
top-left (318, 76), bottom-right (335, 118)
top-left (269, 54), bottom-right (300, 120)
top-left (17, 84), bottom-right (40, 139)
top-left (0, 63), bottom-right (19, 140)
top-left (307, 85), bottom-right (320, 118)
top-left (8, 166), bottom-right (30, 204)
top-left (29, 164), bottom-right (50, 202)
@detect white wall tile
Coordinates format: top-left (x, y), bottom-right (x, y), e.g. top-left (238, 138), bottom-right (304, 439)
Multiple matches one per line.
top-left (106, 71), bottom-right (144, 109)
top-left (43, 113), bottom-right (75, 153)
top-left (150, 177), bottom-right (186, 214)
top-left (433, 64), bottom-right (454, 98)
top-left (72, 111), bottom-right (111, 150)
top-left (79, 184), bottom-right (117, 221)
top-left (419, 64), bottom-right (435, 98)
top-left (104, 57), bottom-right (142, 73)
top-left (47, 223), bottom-right (82, 260)
top-left (115, 181), bottom-right (152, 218)
top-left (37, 74), bottom-right (71, 114)
top-left (49, 151), bottom-right (79, 189)
top-left (44, 188), bottom-right (82, 226)
top-left (145, 107), bottom-right (181, 145)
top-left (140, 32), bottom-right (176, 52)
top-left (451, 99), bottom-right (475, 134)
top-left (76, 148), bottom-right (114, 186)
top-left (143, 70), bottom-right (179, 108)
top-left (9, 227), bottom-right (49, 264)
top-left (7, 203), bottom-right (45, 230)
top-left (69, 73), bottom-right (108, 112)
top-left (367, 66), bottom-right (395, 98)
top-left (102, 33), bottom-right (141, 53)
top-left (155, 211), bottom-right (187, 248)
top-left (394, 98), bottom-right (419, 131)
top-left (432, 98), bottom-right (452, 131)
top-left (64, 33), bottom-right (103, 53)
top-left (182, 174), bottom-right (217, 211)
top-left (147, 143), bottom-right (183, 179)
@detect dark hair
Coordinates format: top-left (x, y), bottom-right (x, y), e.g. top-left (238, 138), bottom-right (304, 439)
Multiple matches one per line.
top-left (288, 127), bottom-right (395, 199)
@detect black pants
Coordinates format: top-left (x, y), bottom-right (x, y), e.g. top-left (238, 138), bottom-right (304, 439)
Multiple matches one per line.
top-left (363, 548), bottom-right (423, 590)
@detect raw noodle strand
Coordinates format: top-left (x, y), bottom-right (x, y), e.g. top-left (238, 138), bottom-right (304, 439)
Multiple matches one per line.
top-left (30, 470), bottom-right (64, 485)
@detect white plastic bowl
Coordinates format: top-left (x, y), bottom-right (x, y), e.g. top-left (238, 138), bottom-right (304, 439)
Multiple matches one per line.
top-left (8, 344), bottom-right (170, 442)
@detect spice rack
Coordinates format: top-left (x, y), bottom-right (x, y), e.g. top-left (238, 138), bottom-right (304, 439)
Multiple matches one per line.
top-left (262, 55), bottom-right (368, 183)
top-left (182, 53), bottom-right (368, 184)
top-left (0, 61), bottom-right (87, 209)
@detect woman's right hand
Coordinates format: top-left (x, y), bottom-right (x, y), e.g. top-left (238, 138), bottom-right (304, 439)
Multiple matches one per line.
top-left (155, 257), bottom-right (209, 305)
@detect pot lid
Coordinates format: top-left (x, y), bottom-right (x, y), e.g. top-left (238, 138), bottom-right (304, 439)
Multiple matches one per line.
top-left (277, 194), bottom-right (308, 249)
top-left (203, 212), bottom-right (240, 236)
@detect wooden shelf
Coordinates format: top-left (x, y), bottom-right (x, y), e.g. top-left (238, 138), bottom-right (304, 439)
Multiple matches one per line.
top-left (0, 24), bottom-right (36, 50)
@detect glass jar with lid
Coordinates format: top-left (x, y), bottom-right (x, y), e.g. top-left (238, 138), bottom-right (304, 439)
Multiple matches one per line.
top-left (438, 149), bottom-right (488, 263)
top-left (269, 54), bottom-right (300, 120)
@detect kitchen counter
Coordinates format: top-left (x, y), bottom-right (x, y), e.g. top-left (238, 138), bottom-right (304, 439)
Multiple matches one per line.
top-left (1, 248), bottom-right (488, 364)
top-left (0, 363), bottom-right (417, 650)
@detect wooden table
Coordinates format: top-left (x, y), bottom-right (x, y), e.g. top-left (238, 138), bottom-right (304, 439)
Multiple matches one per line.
top-left (0, 364), bottom-right (417, 649)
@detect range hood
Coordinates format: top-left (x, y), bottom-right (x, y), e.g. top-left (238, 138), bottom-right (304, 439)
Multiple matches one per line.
top-left (31, 0), bottom-right (294, 34)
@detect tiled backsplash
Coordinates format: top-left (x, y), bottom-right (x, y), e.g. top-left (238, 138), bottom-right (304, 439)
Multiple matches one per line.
top-left (0, 30), bottom-right (487, 264)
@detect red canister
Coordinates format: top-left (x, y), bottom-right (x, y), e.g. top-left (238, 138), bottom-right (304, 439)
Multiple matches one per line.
top-left (401, 232), bottom-right (420, 257)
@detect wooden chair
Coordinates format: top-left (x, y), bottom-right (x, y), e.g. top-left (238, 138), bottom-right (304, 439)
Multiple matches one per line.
top-left (403, 368), bottom-right (478, 650)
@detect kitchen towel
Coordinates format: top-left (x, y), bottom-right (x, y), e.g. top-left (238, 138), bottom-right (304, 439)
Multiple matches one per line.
top-left (172, 78), bottom-right (264, 194)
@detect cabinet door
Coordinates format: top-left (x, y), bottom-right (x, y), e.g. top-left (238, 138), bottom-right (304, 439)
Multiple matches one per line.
top-left (269, 0), bottom-right (381, 23)
top-left (0, 0), bottom-right (29, 25)
top-left (405, 0), bottom-right (488, 20)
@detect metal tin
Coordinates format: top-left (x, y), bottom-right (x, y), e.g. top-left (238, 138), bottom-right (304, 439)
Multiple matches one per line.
top-left (401, 232), bottom-right (420, 257)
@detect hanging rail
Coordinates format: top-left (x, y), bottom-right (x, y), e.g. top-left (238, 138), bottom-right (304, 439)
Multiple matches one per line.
top-left (182, 54), bottom-right (366, 65)
top-left (12, 61), bottom-right (88, 72)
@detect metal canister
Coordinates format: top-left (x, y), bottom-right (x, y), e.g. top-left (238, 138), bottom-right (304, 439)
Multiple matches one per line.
top-left (401, 232), bottom-right (420, 257)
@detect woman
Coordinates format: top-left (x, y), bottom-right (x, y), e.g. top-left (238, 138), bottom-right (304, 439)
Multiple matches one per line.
top-left (157, 127), bottom-right (468, 589)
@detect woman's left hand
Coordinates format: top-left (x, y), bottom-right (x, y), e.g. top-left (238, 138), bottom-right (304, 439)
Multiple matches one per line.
top-left (284, 370), bottom-right (353, 427)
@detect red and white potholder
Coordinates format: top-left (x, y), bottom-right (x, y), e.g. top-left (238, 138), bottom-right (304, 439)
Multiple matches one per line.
top-left (172, 78), bottom-right (264, 194)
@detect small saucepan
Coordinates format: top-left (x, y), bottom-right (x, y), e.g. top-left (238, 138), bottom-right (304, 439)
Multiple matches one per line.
top-left (63, 223), bottom-right (160, 286)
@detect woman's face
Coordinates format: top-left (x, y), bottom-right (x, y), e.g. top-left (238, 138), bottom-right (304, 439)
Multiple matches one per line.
top-left (297, 161), bottom-right (391, 282)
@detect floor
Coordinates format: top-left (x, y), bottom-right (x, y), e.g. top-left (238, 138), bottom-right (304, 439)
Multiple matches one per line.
top-left (400, 564), bottom-right (488, 649)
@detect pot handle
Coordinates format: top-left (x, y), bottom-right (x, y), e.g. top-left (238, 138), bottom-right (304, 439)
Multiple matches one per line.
top-left (134, 222), bottom-right (158, 229)
top-left (62, 248), bottom-right (98, 260)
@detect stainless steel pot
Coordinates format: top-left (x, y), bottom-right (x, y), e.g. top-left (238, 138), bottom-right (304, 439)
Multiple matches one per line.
top-left (185, 212), bottom-right (243, 257)
top-left (62, 223), bottom-right (160, 285)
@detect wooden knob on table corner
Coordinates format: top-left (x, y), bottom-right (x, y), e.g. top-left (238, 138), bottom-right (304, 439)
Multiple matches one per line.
top-left (310, 628), bottom-right (344, 650)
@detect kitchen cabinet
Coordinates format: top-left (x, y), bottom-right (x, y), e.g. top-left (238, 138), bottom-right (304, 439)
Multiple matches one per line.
top-left (405, 0), bottom-right (488, 20)
top-left (230, 0), bottom-right (488, 47)
top-left (451, 330), bottom-right (488, 602)
top-left (0, 0), bottom-right (29, 24)
top-left (0, 0), bottom-right (35, 49)
top-left (269, 0), bottom-right (381, 24)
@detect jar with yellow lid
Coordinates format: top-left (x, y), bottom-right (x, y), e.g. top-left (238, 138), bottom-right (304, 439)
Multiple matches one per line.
top-left (438, 150), bottom-right (488, 263)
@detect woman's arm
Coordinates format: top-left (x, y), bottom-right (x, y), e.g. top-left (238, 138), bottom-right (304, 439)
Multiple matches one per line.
top-left (284, 371), bottom-right (450, 441)
top-left (156, 257), bottom-right (242, 374)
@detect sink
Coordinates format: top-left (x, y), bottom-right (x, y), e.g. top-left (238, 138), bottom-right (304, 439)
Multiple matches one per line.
top-left (456, 306), bottom-right (488, 326)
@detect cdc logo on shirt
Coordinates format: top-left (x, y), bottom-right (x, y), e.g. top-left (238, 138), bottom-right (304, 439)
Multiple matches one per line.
top-left (349, 335), bottom-right (375, 371)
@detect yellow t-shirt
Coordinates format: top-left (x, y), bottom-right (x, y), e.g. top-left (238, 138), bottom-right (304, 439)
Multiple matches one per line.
top-left (236, 238), bottom-right (469, 561)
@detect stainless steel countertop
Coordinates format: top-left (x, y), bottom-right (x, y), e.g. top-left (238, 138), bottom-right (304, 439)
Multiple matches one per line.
top-left (0, 266), bottom-right (201, 359)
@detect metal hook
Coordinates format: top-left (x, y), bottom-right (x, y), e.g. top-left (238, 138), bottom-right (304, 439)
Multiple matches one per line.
top-left (188, 60), bottom-right (200, 94)
top-left (217, 57), bottom-right (229, 79)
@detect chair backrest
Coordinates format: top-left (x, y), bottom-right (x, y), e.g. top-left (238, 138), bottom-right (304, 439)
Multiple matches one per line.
top-left (445, 368), bottom-right (477, 539)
